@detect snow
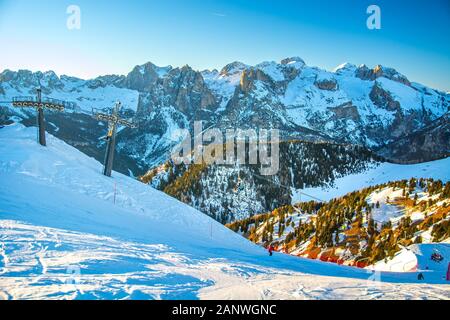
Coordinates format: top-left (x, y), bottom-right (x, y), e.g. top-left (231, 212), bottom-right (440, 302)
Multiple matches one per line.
top-left (255, 61), bottom-right (285, 82)
top-left (367, 187), bottom-right (406, 223)
top-left (281, 57), bottom-right (305, 70)
top-left (155, 65), bottom-right (172, 78)
top-left (0, 124), bottom-right (449, 300)
top-left (369, 244), bottom-right (450, 275)
top-left (202, 70), bottom-right (239, 111)
top-left (333, 62), bottom-right (357, 75)
top-left (0, 80), bottom-right (140, 113)
top-left (377, 78), bottom-right (423, 112)
top-left (369, 246), bottom-right (418, 272)
top-left (294, 158), bottom-right (450, 203)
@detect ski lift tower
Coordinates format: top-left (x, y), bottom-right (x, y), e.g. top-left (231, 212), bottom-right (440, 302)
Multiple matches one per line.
top-left (94, 101), bottom-right (136, 177)
top-left (12, 87), bottom-right (69, 146)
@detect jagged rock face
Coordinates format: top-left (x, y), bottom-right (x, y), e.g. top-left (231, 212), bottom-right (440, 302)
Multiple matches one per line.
top-left (367, 80), bottom-right (444, 143)
top-left (356, 64), bottom-right (411, 86)
top-left (87, 75), bottom-right (126, 89)
top-left (220, 61), bottom-right (248, 77)
top-left (0, 57), bottom-right (448, 175)
top-left (329, 103), bottom-right (359, 122)
top-left (166, 66), bottom-right (217, 115)
top-left (0, 70), bottom-right (64, 94)
top-left (315, 78), bottom-right (338, 91)
top-left (125, 62), bottom-right (170, 91)
top-left (239, 68), bottom-right (273, 93)
top-left (134, 65), bottom-right (217, 119)
top-left (369, 81), bottom-right (401, 112)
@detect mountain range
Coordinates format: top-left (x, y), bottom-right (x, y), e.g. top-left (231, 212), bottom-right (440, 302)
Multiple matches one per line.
top-left (1, 57), bottom-right (448, 176)
top-left (1, 58), bottom-right (449, 222)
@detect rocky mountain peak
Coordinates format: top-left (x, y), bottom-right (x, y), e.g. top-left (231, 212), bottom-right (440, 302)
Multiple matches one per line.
top-left (356, 64), bottom-right (410, 86)
top-left (239, 68), bottom-right (272, 92)
top-left (220, 61), bottom-right (248, 76)
top-left (87, 74), bottom-right (126, 89)
top-left (125, 61), bottom-right (172, 92)
top-left (333, 62), bottom-right (357, 75)
top-left (280, 56), bottom-right (305, 69)
top-left (0, 69), bottom-right (64, 91)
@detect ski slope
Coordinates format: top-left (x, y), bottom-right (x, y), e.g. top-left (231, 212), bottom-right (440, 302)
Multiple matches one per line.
top-left (369, 244), bottom-right (450, 273)
top-left (0, 124), bottom-right (449, 300)
top-left (293, 158), bottom-right (450, 203)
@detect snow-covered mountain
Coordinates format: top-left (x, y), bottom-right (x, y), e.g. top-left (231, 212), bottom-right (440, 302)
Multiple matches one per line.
top-left (1, 58), bottom-right (448, 176)
top-left (0, 124), bottom-right (449, 300)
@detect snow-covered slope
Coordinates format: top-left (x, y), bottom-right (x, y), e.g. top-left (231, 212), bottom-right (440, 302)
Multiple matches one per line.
top-left (294, 158), bottom-right (450, 203)
top-left (1, 124), bottom-right (449, 299)
top-left (370, 244), bottom-right (450, 273)
top-left (0, 70), bottom-right (139, 113)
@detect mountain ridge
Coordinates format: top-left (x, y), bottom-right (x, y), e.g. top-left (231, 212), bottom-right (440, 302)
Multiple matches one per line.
top-left (1, 57), bottom-right (448, 176)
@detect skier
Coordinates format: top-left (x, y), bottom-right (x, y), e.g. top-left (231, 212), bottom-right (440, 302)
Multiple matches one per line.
top-left (268, 244), bottom-right (274, 256)
top-left (417, 273), bottom-right (424, 281)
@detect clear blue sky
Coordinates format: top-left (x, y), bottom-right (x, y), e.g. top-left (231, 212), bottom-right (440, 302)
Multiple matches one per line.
top-left (0, 0), bottom-right (449, 91)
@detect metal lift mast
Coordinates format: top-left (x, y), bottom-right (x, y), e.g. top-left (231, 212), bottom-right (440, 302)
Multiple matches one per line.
top-left (94, 102), bottom-right (135, 177)
top-left (12, 88), bottom-right (68, 146)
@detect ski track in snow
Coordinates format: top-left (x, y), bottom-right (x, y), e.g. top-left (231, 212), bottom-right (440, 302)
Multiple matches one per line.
top-left (0, 124), bottom-right (449, 300)
top-left (1, 220), bottom-right (449, 300)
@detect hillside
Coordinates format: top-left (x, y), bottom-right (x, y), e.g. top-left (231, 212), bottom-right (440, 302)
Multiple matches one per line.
top-left (294, 157), bottom-right (450, 202)
top-left (141, 141), bottom-right (379, 222)
top-left (141, 144), bottom-right (450, 223)
top-left (227, 179), bottom-right (450, 268)
top-left (376, 113), bottom-right (450, 163)
top-left (1, 123), bottom-right (449, 300)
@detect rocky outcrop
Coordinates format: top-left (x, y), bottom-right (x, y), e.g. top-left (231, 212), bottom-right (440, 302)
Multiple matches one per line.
top-left (163, 65), bottom-right (216, 115)
top-left (125, 62), bottom-right (170, 91)
top-left (369, 81), bottom-right (401, 112)
top-left (280, 56), bottom-right (305, 66)
top-left (87, 75), bottom-right (126, 89)
top-left (220, 61), bottom-right (247, 77)
top-left (239, 68), bottom-right (273, 92)
top-left (329, 102), bottom-right (360, 121)
top-left (315, 77), bottom-right (338, 91)
top-left (356, 64), bottom-right (411, 86)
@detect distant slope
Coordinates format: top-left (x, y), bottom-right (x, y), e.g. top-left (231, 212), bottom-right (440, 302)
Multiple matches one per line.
top-left (228, 179), bottom-right (450, 268)
top-left (294, 157), bottom-right (450, 203)
top-left (376, 113), bottom-right (450, 163)
top-left (1, 124), bottom-right (449, 300)
top-left (370, 244), bottom-right (450, 274)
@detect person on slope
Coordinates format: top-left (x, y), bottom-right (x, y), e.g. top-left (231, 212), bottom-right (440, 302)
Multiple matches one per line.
top-left (268, 244), bottom-right (274, 256)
